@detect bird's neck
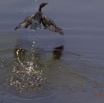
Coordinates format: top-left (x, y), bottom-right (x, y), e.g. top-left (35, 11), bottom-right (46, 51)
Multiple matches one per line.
top-left (39, 7), bottom-right (42, 12)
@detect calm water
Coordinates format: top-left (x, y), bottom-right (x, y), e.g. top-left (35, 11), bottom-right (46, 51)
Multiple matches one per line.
top-left (0, 0), bottom-right (104, 103)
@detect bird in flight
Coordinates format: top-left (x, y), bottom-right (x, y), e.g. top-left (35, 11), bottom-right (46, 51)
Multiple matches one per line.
top-left (15, 3), bottom-right (64, 35)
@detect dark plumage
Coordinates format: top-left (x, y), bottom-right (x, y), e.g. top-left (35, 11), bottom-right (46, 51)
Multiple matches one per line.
top-left (42, 15), bottom-right (63, 35)
top-left (15, 3), bottom-right (63, 35)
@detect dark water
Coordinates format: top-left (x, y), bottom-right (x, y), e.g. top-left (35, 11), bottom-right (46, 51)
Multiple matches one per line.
top-left (0, 0), bottom-right (104, 103)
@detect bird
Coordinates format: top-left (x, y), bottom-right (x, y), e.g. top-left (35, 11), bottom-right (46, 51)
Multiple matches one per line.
top-left (15, 3), bottom-right (64, 35)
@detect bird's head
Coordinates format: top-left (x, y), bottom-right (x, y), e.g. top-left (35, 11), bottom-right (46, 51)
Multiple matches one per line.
top-left (39, 3), bottom-right (48, 11)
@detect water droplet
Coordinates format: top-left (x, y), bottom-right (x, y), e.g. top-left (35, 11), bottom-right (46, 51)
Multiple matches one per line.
top-left (33, 41), bottom-right (35, 45)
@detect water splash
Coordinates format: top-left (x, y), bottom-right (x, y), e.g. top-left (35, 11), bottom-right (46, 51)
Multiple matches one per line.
top-left (9, 42), bottom-right (46, 93)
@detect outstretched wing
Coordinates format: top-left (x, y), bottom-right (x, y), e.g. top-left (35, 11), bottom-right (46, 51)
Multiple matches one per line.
top-left (14, 13), bottom-right (41, 30)
top-left (41, 15), bottom-right (64, 35)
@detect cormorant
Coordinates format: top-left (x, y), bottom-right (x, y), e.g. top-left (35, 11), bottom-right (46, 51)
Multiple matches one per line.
top-left (15, 3), bottom-right (63, 35)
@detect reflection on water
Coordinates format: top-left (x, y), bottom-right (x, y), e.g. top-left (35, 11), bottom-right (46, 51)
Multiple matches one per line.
top-left (53, 45), bottom-right (64, 60)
